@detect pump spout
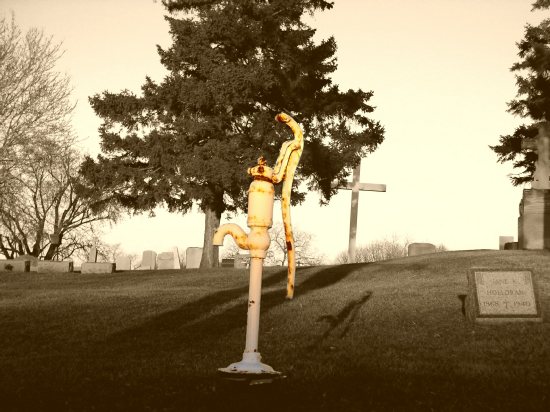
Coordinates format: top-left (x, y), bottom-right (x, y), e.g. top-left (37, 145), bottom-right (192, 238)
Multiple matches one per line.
top-left (213, 223), bottom-right (250, 250)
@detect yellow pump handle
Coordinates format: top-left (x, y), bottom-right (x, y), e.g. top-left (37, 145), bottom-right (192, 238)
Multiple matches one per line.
top-left (274, 113), bottom-right (304, 299)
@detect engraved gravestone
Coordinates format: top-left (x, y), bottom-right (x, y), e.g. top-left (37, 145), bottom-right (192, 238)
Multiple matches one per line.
top-left (466, 268), bottom-right (543, 323)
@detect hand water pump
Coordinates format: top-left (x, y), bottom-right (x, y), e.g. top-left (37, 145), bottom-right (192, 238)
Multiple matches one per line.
top-left (213, 112), bottom-right (304, 376)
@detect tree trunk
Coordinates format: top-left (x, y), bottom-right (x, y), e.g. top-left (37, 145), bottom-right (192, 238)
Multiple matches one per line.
top-left (43, 232), bottom-right (61, 260)
top-left (200, 207), bottom-right (220, 269)
top-left (43, 243), bottom-right (59, 260)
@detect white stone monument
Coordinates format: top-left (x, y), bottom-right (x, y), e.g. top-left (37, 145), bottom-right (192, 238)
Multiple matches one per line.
top-left (140, 250), bottom-right (157, 270)
top-left (157, 252), bottom-right (175, 269)
top-left (115, 256), bottom-right (132, 271)
top-left (519, 122), bottom-right (550, 249)
top-left (186, 247), bottom-right (202, 269)
top-left (172, 247), bottom-right (182, 269)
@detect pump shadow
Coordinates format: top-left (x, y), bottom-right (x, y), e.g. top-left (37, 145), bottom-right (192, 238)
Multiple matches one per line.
top-left (99, 263), bottom-right (366, 356)
top-left (314, 291), bottom-right (373, 345)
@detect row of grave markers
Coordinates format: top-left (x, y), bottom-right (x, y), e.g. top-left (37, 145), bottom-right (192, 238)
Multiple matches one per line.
top-left (0, 247), bottom-right (247, 273)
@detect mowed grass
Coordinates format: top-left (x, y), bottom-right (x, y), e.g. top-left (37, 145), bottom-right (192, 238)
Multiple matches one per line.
top-left (1, 250), bottom-right (549, 412)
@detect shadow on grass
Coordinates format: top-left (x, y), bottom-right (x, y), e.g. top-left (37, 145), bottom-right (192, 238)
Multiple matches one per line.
top-left (99, 263), bottom-right (366, 356)
top-left (458, 294), bottom-right (467, 316)
top-left (314, 291), bottom-right (372, 344)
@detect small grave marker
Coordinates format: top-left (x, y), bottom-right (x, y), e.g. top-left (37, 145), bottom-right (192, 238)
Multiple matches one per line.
top-left (186, 247), bottom-right (202, 269)
top-left (466, 268), bottom-right (543, 323)
top-left (139, 250), bottom-right (157, 270)
top-left (157, 251), bottom-right (179, 269)
top-left (234, 254), bottom-right (250, 269)
top-left (115, 256), bottom-right (132, 271)
top-left (38, 260), bottom-right (74, 273)
top-left (408, 243), bottom-right (436, 256)
top-left (172, 247), bottom-right (182, 269)
top-left (0, 260), bottom-right (30, 272)
top-left (81, 262), bottom-right (115, 274)
top-left (499, 236), bottom-right (514, 250)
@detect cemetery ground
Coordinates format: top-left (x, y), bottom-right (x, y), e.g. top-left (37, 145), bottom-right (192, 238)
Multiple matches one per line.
top-left (0, 251), bottom-right (549, 411)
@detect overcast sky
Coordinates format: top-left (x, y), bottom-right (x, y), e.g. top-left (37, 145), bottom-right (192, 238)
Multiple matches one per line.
top-left (1, 0), bottom-right (543, 262)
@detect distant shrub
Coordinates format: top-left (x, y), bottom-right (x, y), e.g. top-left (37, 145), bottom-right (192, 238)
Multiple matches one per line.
top-left (335, 236), bottom-right (448, 264)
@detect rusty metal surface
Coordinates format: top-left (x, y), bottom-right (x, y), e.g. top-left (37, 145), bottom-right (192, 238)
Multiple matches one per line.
top-left (274, 113), bottom-right (304, 299)
top-left (212, 112), bottom-right (304, 376)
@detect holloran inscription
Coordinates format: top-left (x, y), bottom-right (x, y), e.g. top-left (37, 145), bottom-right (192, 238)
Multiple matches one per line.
top-left (466, 269), bottom-right (543, 323)
top-left (474, 271), bottom-right (538, 316)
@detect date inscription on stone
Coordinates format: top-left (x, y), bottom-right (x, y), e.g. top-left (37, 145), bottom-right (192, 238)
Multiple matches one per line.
top-left (467, 269), bottom-right (542, 323)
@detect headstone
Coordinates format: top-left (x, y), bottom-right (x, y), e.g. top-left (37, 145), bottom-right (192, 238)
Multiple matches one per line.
top-left (88, 246), bottom-right (98, 262)
top-left (407, 243), bottom-right (436, 256)
top-left (38, 260), bottom-right (73, 273)
top-left (157, 251), bottom-right (178, 269)
top-left (172, 247), bottom-right (182, 269)
top-left (81, 262), bottom-right (115, 274)
top-left (499, 236), bottom-right (514, 250)
top-left (466, 268), bottom-right (543, 323)
top-left (504, 242), bottom-right (519, 250)
top-left (14, 254), bottom-right (38, 272)
top-left (186, 247), bottom-right (202, 269)
top-left (0, 260), bottom-right (30, 272)
top-left (332, 164), bottom-right (386, 263)
top-left (234, 254), bottom-right (250, 269)
top-left (139, 250), bottom-right (157, 270)
top-left (221, 258), bottom-right (235, 267)
top-left (518, 122), bottom-right (550, 249)
top-left (115, 256), bottom-right (132, 271)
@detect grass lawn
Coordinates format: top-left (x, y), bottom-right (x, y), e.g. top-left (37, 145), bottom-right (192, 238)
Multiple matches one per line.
top-left (1, 250), bottom-right (549, 411)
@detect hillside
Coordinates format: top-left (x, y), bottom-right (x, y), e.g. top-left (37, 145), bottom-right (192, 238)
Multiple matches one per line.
top-left (0, 250), bottom-right (549, 411)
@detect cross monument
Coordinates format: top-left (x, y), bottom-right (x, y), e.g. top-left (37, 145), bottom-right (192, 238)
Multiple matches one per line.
top-left (333, 163), bottom-right (386, 263)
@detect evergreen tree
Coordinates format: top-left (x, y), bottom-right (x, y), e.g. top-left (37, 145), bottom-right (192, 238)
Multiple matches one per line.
top-left (81, 0), bottom-right (384, 268)
top-left (492, 1), bottom-right (550, 184)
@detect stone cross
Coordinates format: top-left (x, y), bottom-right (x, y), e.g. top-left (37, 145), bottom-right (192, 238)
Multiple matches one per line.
top-left (522, 122), bottom-right (550, 189)
top-left (333, 164), bottom-right (386, 263)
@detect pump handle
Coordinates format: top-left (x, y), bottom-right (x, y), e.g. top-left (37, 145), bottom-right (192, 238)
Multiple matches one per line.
top-left (274, 113), bottom-right (304, 299)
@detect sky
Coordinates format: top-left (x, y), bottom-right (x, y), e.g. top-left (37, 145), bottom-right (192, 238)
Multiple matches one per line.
top-left (1, 0), bottom-right (544, 262)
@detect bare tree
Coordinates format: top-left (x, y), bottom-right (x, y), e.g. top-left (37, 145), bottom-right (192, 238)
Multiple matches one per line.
top-left (335, 235), bottom-right (414, 264)
top-left (266, 223), bottom-right (324, 267)
top-left (0, 13), bottom-right (74, 187)
top-left (0, 14), bottom-right (117, 260)
top-left (0, 140), bottom-right (119, 260)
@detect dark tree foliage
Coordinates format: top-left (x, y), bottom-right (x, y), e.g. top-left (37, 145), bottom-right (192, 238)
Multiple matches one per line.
top-left (491, 1), bottom-right (550, 185)
top-left (81, 0), bottom-right (384, 267)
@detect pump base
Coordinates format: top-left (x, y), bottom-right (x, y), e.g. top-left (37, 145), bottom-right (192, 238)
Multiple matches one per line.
top-left (218, 352), bottom-right (282, 379)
